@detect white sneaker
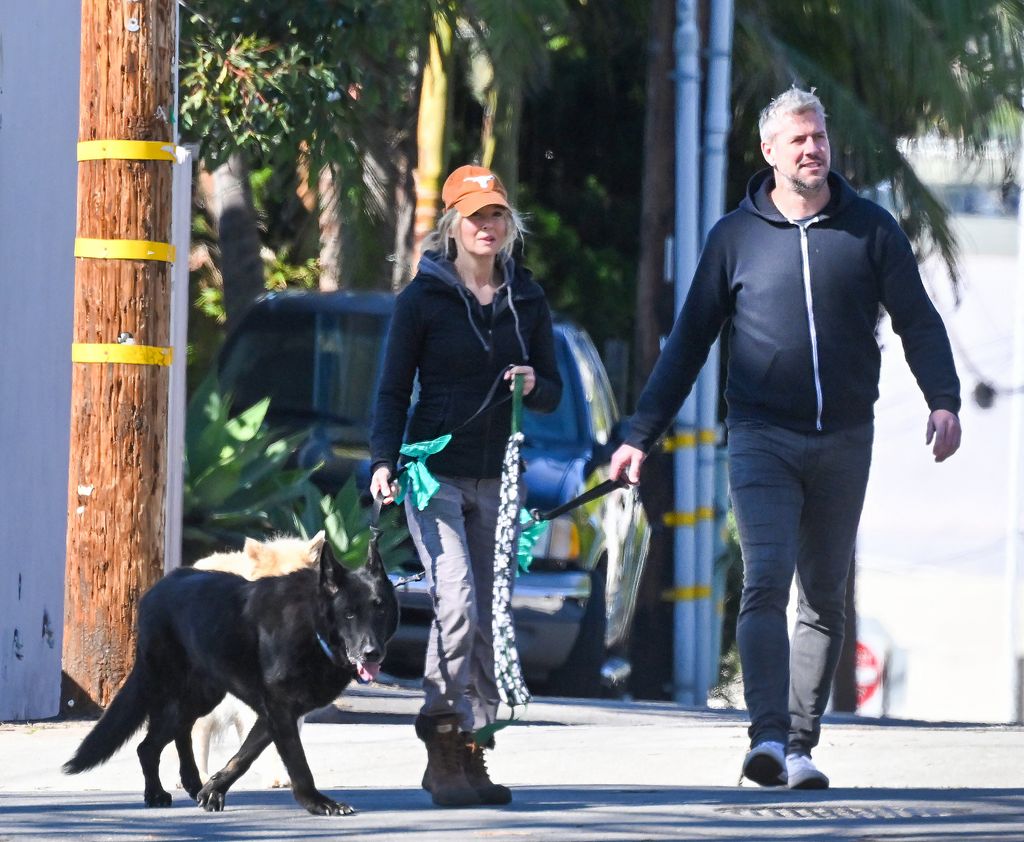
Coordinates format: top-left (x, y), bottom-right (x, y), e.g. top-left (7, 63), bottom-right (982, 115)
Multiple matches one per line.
top-left (786, 753), bottom-right (829, 790)
top-left (741, 741), bottom-right (787, 787)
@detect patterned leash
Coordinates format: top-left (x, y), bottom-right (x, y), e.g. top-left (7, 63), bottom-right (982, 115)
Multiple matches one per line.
top-left (476, 374), bottom-right (530, 744)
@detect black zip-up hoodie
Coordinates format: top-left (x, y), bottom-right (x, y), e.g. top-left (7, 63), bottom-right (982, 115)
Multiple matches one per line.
top-left (370, 250), bottom-right (562, 480)
top-left (626, 169), bottom-right (960, 451)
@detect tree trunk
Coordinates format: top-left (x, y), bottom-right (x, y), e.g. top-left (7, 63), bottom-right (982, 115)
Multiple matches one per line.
top-left (208, 153), bottom-right (264, 332)
top-left (63, 0), bottom-right (175, 714)
top-left (318, 164), bottom-right (343, 291)
top-left (628, 0), bottom-right (677, 701)
top-left (482, 83), bottom-right (523, 205)
top-left (634, 0), bottom-right (677, 397)
top-left (412, 15), bottom-right (453, 269)
top-left (391, 142), bottom-right (416, 289)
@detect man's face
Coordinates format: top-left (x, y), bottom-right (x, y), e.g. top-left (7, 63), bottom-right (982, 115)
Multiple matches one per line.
top-left (761, 109), bottom-right (830, 196)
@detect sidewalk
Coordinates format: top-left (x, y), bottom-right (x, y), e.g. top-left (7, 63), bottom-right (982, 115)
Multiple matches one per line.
top-left (2, 682), bottom-right (1023, 840)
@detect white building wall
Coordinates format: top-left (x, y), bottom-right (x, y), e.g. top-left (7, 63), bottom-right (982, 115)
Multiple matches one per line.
top-left (0, 3), bottom-right (80, 719)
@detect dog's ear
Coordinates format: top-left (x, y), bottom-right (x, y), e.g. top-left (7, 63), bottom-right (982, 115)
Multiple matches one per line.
top-left (243, 536), bottom-right (264, 561)
top-left (318, 539), bottom-right (346, 595)
top-left (307, 530), bottom-right (327, 565)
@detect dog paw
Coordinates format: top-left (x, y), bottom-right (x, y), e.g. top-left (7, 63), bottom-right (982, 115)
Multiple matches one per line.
top-left (300, 793), bottom-right (355, 816)
top-left (144, 788), bottom-right (172, 808)
top-left (196, 785), bottom-right (226, 812)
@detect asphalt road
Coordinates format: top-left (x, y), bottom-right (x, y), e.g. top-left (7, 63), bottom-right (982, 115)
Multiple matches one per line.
top-left (2, 683), bottom-right (1022, 841)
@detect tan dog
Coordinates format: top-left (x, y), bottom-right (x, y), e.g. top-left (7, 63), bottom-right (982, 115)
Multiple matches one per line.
top-left (190, 531), bottom-right (326, 787)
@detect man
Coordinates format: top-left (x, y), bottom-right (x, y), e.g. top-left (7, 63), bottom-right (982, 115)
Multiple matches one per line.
top-left (610, 87), bottom-right (961, 789)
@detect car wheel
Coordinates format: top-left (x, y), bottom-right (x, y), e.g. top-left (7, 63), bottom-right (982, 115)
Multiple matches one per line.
top-left (546, 559), bottom-right (607, 698)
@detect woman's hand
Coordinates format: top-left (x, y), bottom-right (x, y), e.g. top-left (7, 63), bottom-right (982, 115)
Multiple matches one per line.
top-left (370, 466), bottom-right (398, 504)
top-left (505, 365), bottom-right (536, 395)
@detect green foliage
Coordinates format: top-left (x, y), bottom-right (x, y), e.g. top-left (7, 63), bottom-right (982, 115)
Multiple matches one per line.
top-left (182, 373), bottom-right (321, 562)
top-left (518, 188), bottom-right (634, 351)
top-left (517, 0), bottom-right (647, 347)
top-left (182, 373), bottom-right (409, 570)
top-left (271, 476), bottom-right (409, 571)
top-left (178, 1), bottom-right (427, 173)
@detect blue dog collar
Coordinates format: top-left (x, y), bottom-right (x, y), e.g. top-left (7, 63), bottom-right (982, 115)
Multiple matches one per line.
top-left (316, 633), bottom-right (335, 661)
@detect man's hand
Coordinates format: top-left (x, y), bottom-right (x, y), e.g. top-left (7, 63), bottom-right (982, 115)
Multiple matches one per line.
top-left (609, 443), bottom-right (646, 485)
top-left (926, 409), bottom-right (961, 463)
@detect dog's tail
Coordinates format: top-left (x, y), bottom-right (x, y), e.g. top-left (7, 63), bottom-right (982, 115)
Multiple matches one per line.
top-left (63, 669), bottom-right (148, 774)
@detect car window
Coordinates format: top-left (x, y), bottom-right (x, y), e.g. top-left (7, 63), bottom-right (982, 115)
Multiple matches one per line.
top-left (219, 308), bottom-right (388, 444)
top-left (220, 310), bottom-right (317, 417)
top-left (565, 326), bottom-right (618, 445)
top-left (316, 311), bottom-right (389, 437)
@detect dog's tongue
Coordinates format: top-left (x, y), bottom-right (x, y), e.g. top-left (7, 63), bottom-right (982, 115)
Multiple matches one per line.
top-left (356, 661), bottom-right (380, 684)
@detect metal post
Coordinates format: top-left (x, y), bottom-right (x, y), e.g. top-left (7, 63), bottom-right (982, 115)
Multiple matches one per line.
top-left (1007, 125), bottom-right (1024, 722)
top-left (694, 0), bottom-right (735, 701)
top-left (164, 145), bottom-right (193, 574)
top-left (672, 0), bottom-right (701, 705)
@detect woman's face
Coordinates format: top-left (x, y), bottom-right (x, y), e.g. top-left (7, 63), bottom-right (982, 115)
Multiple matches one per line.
top-left (454, 204), bottom-right (508, 259)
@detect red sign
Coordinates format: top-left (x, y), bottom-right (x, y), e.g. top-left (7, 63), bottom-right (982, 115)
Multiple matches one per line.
top-left (856, 641), bottom-right (882, 707)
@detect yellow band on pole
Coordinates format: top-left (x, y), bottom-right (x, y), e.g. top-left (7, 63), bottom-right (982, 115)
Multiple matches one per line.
top-left (663, 510), bottom-right (696, 527)
top-left (662, 507), bottom-right (714, 528)
top-left (663, 429), bottom-right (719, 451)
top-left (75, 238), bottom-right (175, 263)
top-left (77, 140), bottom-right (176, 162)
top-left (662, 432), bottom-right (697, 451)
top-left (661, 585), bottom-right (713, 602)
top-left (72, 343), bottom-right (173, 366)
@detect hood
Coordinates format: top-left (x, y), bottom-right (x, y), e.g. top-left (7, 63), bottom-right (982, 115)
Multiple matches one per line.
top-left (415, 249), bottom-right (538, 358)
top-left (739, 168), bottom-right (858, 224)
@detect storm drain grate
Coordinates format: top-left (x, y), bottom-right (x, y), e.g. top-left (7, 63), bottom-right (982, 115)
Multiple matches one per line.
top-left (715, 805), bottom-right (973, 821)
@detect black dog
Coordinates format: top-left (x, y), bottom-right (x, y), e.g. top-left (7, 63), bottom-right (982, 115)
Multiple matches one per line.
top-left (63, 540), bottom-right (398, 816)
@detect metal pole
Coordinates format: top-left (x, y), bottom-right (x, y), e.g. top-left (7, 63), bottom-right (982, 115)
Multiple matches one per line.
top-left (672, 0), bottom-right (701, 705)
top-left (694, 0), bottom-right (734, 702)
top-left (164, 145), bottom-right (193, 574)
top-left (1007, 122), bottom-right (1024, 722)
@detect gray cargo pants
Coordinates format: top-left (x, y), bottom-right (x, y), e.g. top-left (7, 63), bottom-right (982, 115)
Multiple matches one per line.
top-left (728, 420), bottom-right (873, 756)
top-left (405, 475), bottom-right (521, 733)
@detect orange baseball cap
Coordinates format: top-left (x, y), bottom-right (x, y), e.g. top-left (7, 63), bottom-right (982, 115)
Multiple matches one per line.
top-left (441, 164), bottom-right (509, 216)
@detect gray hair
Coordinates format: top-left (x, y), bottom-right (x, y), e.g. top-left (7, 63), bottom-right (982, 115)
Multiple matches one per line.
top-left (422, 205), bottom-right (528, 262)
top-left (758, 87), bottom-right (827, 143)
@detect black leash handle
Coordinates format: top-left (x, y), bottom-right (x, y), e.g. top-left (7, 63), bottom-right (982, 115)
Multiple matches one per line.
top-left (525, 477), bottom-right (628, 525)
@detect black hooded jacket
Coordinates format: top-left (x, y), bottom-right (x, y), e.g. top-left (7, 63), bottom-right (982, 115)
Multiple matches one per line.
top-left (370, 250), bottom-right (562, 480)
top-left (626, 169), bottom-right (961, 451)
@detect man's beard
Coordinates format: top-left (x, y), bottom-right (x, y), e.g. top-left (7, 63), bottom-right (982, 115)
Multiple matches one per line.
top-left (782, 162), bottom-right (827, 196)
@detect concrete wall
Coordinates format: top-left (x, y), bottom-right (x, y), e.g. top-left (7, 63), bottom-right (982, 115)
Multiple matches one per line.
top-left (0, 3), bottom-right (80, 719)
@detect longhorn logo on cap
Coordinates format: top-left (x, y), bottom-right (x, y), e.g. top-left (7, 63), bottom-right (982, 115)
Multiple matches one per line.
top-left (463, 174), bottom-right (495, 188)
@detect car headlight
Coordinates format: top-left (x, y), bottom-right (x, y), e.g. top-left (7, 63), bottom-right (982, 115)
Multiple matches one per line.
top-left (531, 515), bottom-right (580, 562)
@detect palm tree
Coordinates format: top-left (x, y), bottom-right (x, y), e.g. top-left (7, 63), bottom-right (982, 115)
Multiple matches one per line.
top-left (409, 0), bottom-right (570, 271)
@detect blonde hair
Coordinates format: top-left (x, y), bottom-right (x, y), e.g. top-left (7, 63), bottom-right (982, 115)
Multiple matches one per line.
top-left (422, 205), bottom-right (528, 262)
top-left (759, 87), bottom-right (827, 143)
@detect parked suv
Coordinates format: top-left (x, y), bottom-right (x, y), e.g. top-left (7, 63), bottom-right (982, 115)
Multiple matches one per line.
top-left (217, 290), bottom-right (650, 696)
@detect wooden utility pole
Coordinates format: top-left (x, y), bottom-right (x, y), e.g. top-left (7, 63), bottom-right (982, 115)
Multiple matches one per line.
top-left (63, 0), bottom-right (176, 713)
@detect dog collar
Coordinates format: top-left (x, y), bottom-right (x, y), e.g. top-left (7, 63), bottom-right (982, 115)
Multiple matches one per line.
top-left (316, 632), bottom-right (336, 662)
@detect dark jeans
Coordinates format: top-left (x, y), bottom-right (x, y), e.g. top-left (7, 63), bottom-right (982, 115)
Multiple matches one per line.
top-left (728, 420), bottom-right (873, 755)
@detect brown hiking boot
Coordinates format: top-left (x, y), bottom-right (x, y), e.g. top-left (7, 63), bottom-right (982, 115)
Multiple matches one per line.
top-left (463, 737), bottom-right (512, 805)
top-left (415, 714), bottom-right (480, 807)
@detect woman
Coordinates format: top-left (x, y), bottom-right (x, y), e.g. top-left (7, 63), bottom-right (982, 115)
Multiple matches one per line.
top-left (369, 164), bottom-right (561, 807)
